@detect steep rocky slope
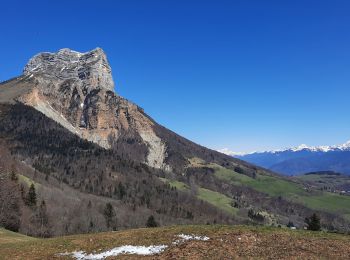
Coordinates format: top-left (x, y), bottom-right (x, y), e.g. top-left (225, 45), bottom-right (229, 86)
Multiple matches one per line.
top-left (17, 48), bottom-right (169, 170)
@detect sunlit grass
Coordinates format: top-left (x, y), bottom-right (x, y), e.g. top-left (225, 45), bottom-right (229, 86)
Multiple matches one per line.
top-left (197, 187), bottom-right (238, 216)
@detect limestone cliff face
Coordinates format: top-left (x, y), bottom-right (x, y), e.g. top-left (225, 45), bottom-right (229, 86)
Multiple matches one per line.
top-left (24, 48), bottom-right (114, 92)
top-left (20, 48), bottom-right (170, 170)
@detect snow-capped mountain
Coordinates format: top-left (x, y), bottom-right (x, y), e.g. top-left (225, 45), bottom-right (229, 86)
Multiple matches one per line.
top-left (281, 141), bottom-right (350, 153)
top-left (220, 141), bottom-right (350, 156)
top-left (220, 140), bottom-right (350, 176)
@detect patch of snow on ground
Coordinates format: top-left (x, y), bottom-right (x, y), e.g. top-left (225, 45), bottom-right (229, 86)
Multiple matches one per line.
top-left (62, 245), bottom-right (168, 260)
top-left (173, 234), bottom-right (210, 245)
top-left (178, 234), bottom-right (210, 241)
top-left (60, 245), bottom-right (167, 260)
top-left (60, 234), bottom-right (210, 259)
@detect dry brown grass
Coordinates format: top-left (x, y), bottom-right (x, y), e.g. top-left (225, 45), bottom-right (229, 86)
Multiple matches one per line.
top-left (1, 225), bottom-right (350, 259)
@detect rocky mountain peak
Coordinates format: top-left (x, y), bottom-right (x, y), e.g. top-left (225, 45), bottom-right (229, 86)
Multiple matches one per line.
top-left (23, 47), bottom-right (114, 92)
top-left (15, 47), bottom-right (170, 171)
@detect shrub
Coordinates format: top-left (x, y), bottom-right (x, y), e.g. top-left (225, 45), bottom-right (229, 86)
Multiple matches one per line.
top-left (146, 215), bottom-right (158, 228)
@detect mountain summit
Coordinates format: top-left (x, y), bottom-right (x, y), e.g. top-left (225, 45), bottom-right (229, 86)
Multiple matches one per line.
top-left (23, 48), bottom-right (115, 92)
top-left (13, 48), bottom-right (172, 169)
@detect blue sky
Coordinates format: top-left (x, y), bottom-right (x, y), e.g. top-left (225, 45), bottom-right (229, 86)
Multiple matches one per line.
top-left (1, 0), bottom-right (350, 152)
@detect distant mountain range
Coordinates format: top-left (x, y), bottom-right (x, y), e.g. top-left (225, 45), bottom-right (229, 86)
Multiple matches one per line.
top-left (219, 141), bottom-right (350, 176)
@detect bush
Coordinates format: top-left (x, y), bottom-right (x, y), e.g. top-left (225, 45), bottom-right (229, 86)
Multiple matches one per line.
top-left (146, 215), bottom-right (158, 228)
top-left (248, 209), bottom-right (264, 222)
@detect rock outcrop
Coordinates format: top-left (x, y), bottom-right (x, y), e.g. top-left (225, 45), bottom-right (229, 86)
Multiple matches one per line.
top-left (24, 48), bottom-right (114, 92)
top-left (19, 48), bottom-right (170, 170)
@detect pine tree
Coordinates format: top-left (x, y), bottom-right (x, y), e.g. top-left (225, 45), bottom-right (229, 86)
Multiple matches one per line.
top-left (26, 183), bottom-right (37, 206)
top-left (103, 202), bottom-right (116, 229)
top-left (146, 215), bottom-right (158, 228)
top-left (305, 213), bottom-right (321, 231)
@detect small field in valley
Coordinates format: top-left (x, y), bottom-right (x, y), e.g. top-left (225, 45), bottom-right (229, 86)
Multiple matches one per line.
top-left (1, 225), bottom-right (350, 259)
top-left (185, 158), bottom-right (350, 218)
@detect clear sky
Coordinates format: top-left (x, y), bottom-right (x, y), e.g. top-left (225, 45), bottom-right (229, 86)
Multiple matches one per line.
top-left (1, 0), bottom-right (350, 152)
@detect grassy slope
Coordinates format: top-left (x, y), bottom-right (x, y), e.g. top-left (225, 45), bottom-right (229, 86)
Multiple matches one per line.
top-left (18, 174), bottom-right (40, 189)
top-left (1, 225), bottom-right (349, 259)
top-left (0, 228), bottom-right (36, 245)
top-left (159, 177), bottom-right (189, 191)
top-left (197, 188), bottom-right (238, 215)
top-left (159, 177), bottom-right (238, 215)
top-left (214, 165), bottom-right (306, 196)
